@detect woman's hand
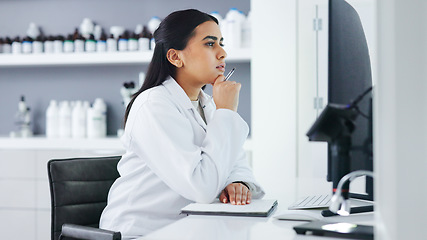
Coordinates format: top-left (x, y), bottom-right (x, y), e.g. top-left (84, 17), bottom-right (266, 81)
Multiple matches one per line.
top-left (219, 182), bottom-right (252, 205)
top-left (212, 75), bottom-right (241, 112)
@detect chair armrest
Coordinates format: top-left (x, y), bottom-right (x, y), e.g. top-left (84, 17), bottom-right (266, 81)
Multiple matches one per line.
top-left (60, 224), bottom-right (121, 240)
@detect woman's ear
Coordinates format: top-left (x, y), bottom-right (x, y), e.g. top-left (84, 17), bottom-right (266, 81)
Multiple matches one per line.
top-left (166, 49), bottom-right (183, 68)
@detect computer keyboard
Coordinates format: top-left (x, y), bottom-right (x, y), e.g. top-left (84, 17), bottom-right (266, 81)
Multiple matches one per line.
top-left (288, 194), bottom-right (331, 210)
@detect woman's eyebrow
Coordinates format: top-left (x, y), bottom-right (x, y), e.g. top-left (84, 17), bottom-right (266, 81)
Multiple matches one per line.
top-left (202, 35), bottom-right (224, 42)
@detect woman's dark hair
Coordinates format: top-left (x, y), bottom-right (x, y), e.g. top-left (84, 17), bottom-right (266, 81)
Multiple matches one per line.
top-left (124, 9), bottom-right (218, 125)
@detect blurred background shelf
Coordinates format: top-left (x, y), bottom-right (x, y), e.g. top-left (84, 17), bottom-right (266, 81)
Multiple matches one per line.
top-left (0, 48), bottom-right (251, 67)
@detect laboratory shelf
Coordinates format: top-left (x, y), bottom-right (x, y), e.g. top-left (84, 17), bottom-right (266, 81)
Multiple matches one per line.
top-left (0, 136), bottom-right (252, 151)
top-left (0, 48), bottom-right (251, 67)
top-left (0, 136), bottom-right (125, 150)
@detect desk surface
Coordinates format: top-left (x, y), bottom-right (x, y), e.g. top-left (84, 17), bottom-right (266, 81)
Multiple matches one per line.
top-left (137, 206), bottom-right (374, 240)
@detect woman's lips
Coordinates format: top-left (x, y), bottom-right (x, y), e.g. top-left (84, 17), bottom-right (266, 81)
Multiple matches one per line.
top-left (216, 63), bottom-right (225, 72)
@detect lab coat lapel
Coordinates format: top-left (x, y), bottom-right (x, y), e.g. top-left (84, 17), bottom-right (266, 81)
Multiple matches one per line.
top-left (163, 78), bottom-right (209, 131)
top-left (199, 90), bottom-right (215, 125)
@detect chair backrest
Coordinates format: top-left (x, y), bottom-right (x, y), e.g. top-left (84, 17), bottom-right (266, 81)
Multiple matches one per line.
top-left (48, 156), bottom-right (121, 240)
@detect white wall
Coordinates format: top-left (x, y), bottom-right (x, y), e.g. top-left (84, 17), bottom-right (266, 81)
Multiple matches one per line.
top-left (375, 0), bottom-right (427, 239)
top-left (251, 0), bottom-right (297, 205)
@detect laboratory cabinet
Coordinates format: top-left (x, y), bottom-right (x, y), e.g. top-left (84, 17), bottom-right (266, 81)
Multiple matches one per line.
top-left (0, 138), bottom-right (126, 240)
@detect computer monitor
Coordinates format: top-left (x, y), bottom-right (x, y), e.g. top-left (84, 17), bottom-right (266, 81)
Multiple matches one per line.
top-left (327, 0), bottom-right (373, 201)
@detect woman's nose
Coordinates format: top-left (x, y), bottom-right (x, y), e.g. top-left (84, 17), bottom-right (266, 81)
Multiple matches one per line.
top-left (218, 47), bottom-right (227, 60)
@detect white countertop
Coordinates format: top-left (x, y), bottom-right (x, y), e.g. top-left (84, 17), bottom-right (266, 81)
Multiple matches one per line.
top-left (138, 205), bottom-right (374, 240)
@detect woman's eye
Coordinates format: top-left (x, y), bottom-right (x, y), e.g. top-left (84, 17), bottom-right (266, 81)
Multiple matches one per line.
top-left (206, 42), bottom-right (215, 47)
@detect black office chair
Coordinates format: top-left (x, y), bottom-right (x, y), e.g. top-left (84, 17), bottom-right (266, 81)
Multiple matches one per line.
top-left (48, 156), bottom-right (122, 240)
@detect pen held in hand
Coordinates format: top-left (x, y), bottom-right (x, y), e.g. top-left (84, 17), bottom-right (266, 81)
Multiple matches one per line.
top-left (224, 67), bottom-right (236, 81)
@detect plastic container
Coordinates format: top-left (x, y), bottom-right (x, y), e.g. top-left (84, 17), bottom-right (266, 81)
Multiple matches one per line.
top-left (80, 18), bottom-right (95, 39)
top-left (138, 26), bottom-right (150, 51)
top-left (15, 96), bottom-right (32, 137)
top-left (46, 100), bottom-right (59, 138)
top-left (87, 98), bottom-right (107, 138)
top-left (118, 33), bottom-right (128, 51)
top-left (53, 35), bottom-right (64, 53)
top-left (32, 36), bottom-right (44, 54)
top-left (22, 36), bottom-right (33, 54)
top-left (107, 34), bottom-right (117, 52)
top-left (96, 32), bottom-right (107, 52)
top-left (147, 16), bottom-right (161, 35)
top-left (241, 11), bottom-right (251, 48)
top-left (71, 101), bottom-right (86, 138)
top-left (224, 8), bottom-right (243, 49)
top-left (2, 37), bottom-right (12, 53)
top-left (128, 33), bottom-right (138, 51)
top-left (63, 34), bottom-right (74, 53)
top-left (11, 36), bottom-right (22, 54)
top-left (26, 22), bottom-right (40, 40)
top-left (44, 36), bottom-right (55, 53)
top-left (85, 34), bottom-right (96, 52)
top-left (59, 101), bottom-right (72, 138)
top-left (210, 11), bottom-right (223, 25)
top-left (74, 34), bottom-right (85, 53)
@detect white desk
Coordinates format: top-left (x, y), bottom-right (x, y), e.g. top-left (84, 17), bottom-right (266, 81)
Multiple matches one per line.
top-left (138, 206), bottom-right (374, 240)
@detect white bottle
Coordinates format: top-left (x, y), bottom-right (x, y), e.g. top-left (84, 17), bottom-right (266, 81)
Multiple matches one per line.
top-left (107, 34), bottom-right (117, 52)
top-left (74, 35), bottom-right (85, 53)
top-left (147, 16), bottom-right (161, 35)
top-left (87, 98), bottom-right (107, 138)
top-left (118, 35), bottom-right (128, 51)
top-left (59, 101), bottom-right (72, 138)
top-left (80, 18), bottom-right (95, 39)
top-left (46, 100), bottom-right (59, 138)
top-left (11, 37), bottom-right (22, 54)
top-left (26, 22), bottom-right (40, 40)
top-left (44, 36), bottom-right (55, 53)
top-left (32, 36), bottom-right (44, 54)
top-left (241, 11), bottom-right (251, 48)
top-left (22, 37), bottom-right (32, 54)
top-left (85, 34), bottom-right (96, 52)
top-left (210, 11), bottom-right (223, 26)
top-left (128, 33), bottom-right (138, 51)
top-left (2, 37), bottom-right (12, 53)
top-left (53, 36), bottom-right (64, 53)
top-left (224, 8), bottom-right (242, 49)
top-left (72, 101), bottom-right (86, 138)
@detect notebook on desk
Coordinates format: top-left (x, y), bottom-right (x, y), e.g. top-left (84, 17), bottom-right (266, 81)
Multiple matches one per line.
top-left (181, 199), bottom-right (278, 217)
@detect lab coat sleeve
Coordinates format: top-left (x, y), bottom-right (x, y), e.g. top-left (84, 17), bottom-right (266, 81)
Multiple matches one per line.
top-left (127, 95), bottom-right (249, 203)
top-left (223, 150), bottom-right (266, 199)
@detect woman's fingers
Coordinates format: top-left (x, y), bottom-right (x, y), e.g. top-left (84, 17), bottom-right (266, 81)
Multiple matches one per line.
top-left (219, 190), bottom-right (228, 203)
top-left (220, 183), bottom-right (252, 205)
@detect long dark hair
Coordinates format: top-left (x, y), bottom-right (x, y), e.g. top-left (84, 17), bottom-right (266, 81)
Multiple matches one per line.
top-left (124, 9), bottom-right (218, 125)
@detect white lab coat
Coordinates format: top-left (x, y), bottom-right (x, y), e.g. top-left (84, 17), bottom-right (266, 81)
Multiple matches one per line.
top-left (99, 78), bottom-right (265, 239)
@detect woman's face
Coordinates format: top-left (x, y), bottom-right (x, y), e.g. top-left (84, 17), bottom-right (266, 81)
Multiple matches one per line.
top-left (178, 20), bottom-right (227, 86)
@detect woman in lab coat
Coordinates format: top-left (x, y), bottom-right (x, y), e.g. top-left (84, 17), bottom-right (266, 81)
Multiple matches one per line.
top-left (99, 9), bottom-right (265, 239)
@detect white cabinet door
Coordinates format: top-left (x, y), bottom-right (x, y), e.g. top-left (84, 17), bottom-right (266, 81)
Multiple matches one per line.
top-left (297, 0), bottom-right (330, 197)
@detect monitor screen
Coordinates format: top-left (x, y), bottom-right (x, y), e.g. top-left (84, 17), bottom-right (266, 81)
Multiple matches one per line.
top-left (328, 0), bottom-right (373, 200)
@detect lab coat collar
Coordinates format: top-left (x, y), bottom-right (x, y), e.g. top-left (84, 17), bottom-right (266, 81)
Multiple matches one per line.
top-left (163, 78), bottom-right (194, 110)
top-left (162, 78), bottom-right (215, 127)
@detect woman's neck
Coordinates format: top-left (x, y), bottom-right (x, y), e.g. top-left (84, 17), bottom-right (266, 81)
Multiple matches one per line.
top-left (174, 73), bottom-right (202, 101)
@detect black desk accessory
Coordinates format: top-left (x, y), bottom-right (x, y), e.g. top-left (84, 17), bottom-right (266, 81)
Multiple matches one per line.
top-left (294, 220), bottom-right (373, 240)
